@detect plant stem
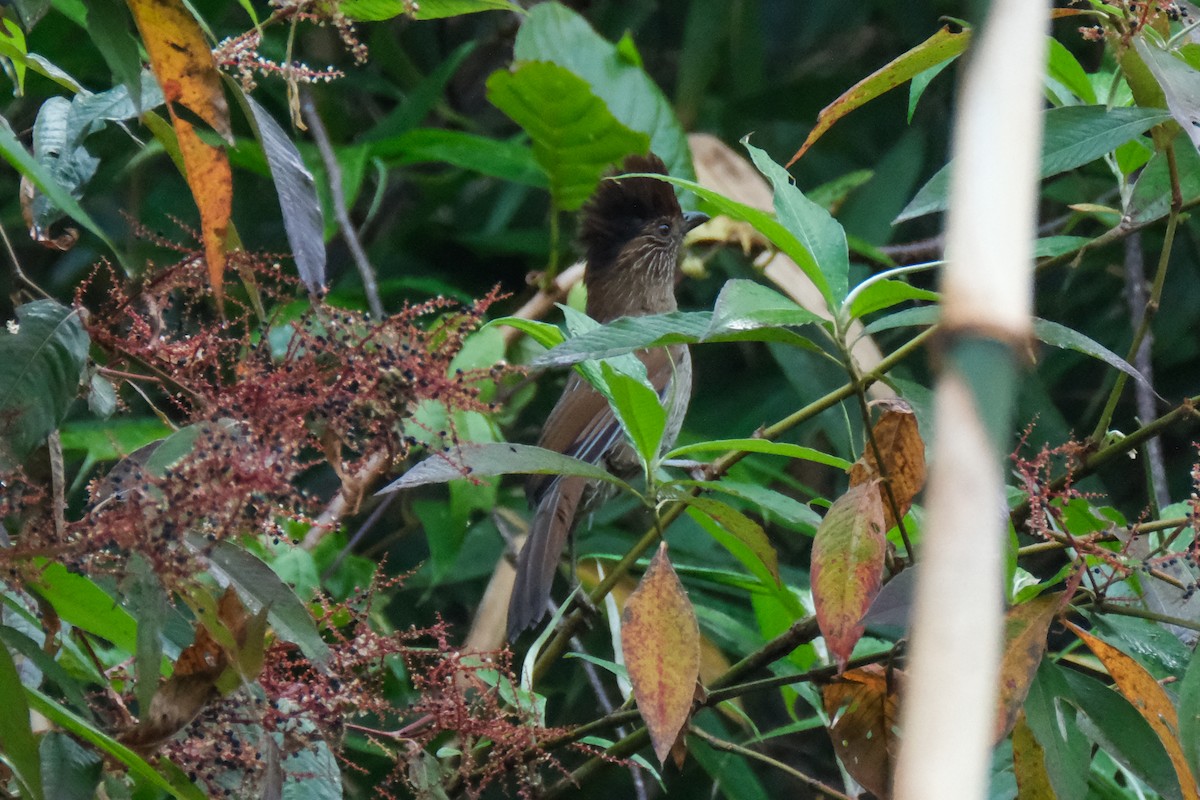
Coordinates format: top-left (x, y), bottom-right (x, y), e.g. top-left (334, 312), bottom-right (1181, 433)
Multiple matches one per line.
top-left (688, 726), bottom-right (856, 800)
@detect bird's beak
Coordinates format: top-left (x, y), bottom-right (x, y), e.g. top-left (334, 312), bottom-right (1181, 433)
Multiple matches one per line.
top-left (683, 211), bottom-right (710, 233)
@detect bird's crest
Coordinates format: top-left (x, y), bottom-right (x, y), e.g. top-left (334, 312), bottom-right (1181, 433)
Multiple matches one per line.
top-left (579, 153), bottom-right (682, 269)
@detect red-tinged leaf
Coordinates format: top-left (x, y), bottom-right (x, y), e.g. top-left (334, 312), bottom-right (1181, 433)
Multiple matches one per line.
top-left (621, 543), bottom-right (701, 764)
top-left (811, 481), bottom-right (886, 671)
top-left (822, 664), bottom-right (899, 799)
top-left (1065, 621), bottom-right (1200, 797)
top-left (848, 399), bottom-right (927, 532)
top-left (995, 594), bottom-right (1061, 741)
top-left (1012, 712), bottom-right (1056, 798)
top-left (788, 24), bottom-right (970, 165)
top-left (128, 0), bottom-right (232, 302)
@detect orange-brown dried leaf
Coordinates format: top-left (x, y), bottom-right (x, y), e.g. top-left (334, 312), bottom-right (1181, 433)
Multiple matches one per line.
top-left (1012, 712), bottom-right (1056, 799)
top-left (128, 0), bottom-right (232, 302)
top-left (126, 0), bottom-right (232, 140)
top-left (811, 481), bottom-right (886, 672)
top-left (822, 664), bottom-right (899, 799)
top-left (621, 543), bottom-right (701, 765)
top-left (995, 594), bottom-right (1060, 741)
top-left (849, 399), bottom-right (926, 532)
top-left (1065, 621), bottom-right (1199, 797)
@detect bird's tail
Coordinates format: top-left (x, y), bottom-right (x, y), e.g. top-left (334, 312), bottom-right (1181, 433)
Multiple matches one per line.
top-left (507, 475), bottom-right (587, 640)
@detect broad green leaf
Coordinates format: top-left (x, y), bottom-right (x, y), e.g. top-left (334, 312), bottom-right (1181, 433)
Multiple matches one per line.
top-left (205, 540), bottom-right (332, 668)
top-left (791, 23), bottom-right (971, 162)
top-left (897, 106), bottom-right (1173, 222)
top-left (487, 60), bottom-right (648, 211)
top-left (532, 306), bottom-right (822, 369)
top-left (708, 278), bottom-right (827, 335)
top-left (0, 637), bottom-right (44, 800)
top-left (847, 279), bottom-right (938, 320)
top-left (598, 361), bottom-right (666, 468)
top-left (483, 316), bottom-right (565, 349)
top-left (1034, 235), bottom-right (1092, 258)
top-left (370, 128), bottom-right (546, 187)
top-left (25, 687), bottom-right (206, 800)
top-left (241, 93), bottom-right (325, 292)
top-left (1135, 38), bottom-right (1200, 150)
top-left (1062, 670), bottom-right (1181, 800)
top-left (1129, 132), bottom-right (1200, 225)
top-left (0, 115), bottom-right (122, 264)
top-left (861, 305), bottom-right (939, 336)
top-left (675, 479), bottom-right (822, 531)
top-left (513, 1), bottom-right (692, 184)
top-left (1178, 641), bottom-right (1200, 791)
top-left (0, 17), bottom-right (27, 93)
top-left (29, 562), bottom-right (139, 656)
top-left (341, 0), bottom-right (519, 20)
top-left (1046, 37), bottom-right (1097, 105)
top-left (40, 732), bottom-right (102, 800)
top-left (0, 300), bottom-right (89, 471)
top-left (58, 418), bottom-right (172, 463)
top-left (1031, 318), bottom-right (1153, 393)
top-left (377, 442), bottom-right (632, 494)
top-left (665, 438), bottom-right (852, 470)
top-left (745, 140), bottom-right (849, 305)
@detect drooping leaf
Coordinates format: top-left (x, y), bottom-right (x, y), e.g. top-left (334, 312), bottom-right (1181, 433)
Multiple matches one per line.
top-left (897, 106), bottom-right (1172, 222)
top-left (811, 481), bottom-right (887, 671)
top-left (29, 562), bottom-right (140, 656)
top-left (847, 279), bottom-right (939, 320)
top-left (128, 0), bottom-right (232, 300)
top-left (621, 543), bottom-right (701, 764)
top-left (241, 94), bottom-right (325, 293)
top-left (0, 636), bottom-right (44, 800)
top-left (486, 60), bottom-right (648, 211)
top-left (790, 23), bottom-right (971, 163)
top-left (1065, 621), bottom-right (1199, 797)
top-left (1032, 317), bottom-right (1156, 394)
top-left (745, 140), bottom-right (849, 305)
top-left (340, 0), bottom-right (520, 20)
top-left (377, 442), bottom-right (631, 494)
top-left (665, 438), bottom-right (852, 470)
top-left (994, 594), bottom-right (1060, 741)
top-left (822, 664), bottom-right (899, 800)
top-left (848, 399), bottom-right (927, 533)
top-left (0, 300), bottom-right (89, 470)
top-left (204, 540), bottom-right (332, 668)
top-left (513, 1), bottom-right (692, 183)
top-left (598, 361), bottom-right (666, 468)
top-left (679, 494), bottom-right (781, 588)
top-left (1135, 37), bottom-right (1200, 151)
top-left (1023, 661), bottom-right (1089, 800)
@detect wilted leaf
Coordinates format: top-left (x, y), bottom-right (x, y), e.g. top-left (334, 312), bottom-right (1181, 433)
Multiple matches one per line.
top-left (621, 543), bottom-right (701, 764)
top-left (0, 300), bottom-right (88, 470)
top-left (242, 94), bottom-right (325, 293)
top-left (848, 399), bottom-right (926, 532)
top-left (486, 60), bottom-right (648, 211)
top-left (811, 481), bottom-right (887, 671)
top-left (128, 0), bottom-right (232, 301)
top-left (822, 664), bottom-right (899, 799)
top-left (1065, 621), bottom-right (1200, 797)
top-left (1012, 712), bottom-right (1056, 799)
top-left (995, 594), bottom-right (1060, 741)
top-left (790, 24), bottom-right (970, 164)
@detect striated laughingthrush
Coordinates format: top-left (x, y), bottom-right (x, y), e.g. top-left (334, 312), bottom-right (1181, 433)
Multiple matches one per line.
top-left (506, 153), bottom-right (708, 639)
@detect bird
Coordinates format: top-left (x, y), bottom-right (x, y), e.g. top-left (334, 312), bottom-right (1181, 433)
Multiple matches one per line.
top-left (507, 152), bottom-right (709, 640)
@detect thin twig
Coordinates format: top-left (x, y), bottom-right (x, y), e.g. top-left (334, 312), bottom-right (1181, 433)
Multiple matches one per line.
top-left (689, 725), bottom-right (856, 800)
top-left (300, 90), bottom-right (385, 318)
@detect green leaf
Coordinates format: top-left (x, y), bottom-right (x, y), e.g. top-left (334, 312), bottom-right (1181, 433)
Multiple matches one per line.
top-left (1024, 661), bottom-right (1090, 800)
top-left (1179, 638), bottom-right (1200, 790)
top-left (598, 361), bottom-right (665, 468)
top-left (377, 442), bottom-right (632, 494)
top-left (674, 479), bottom-right (822, 530)
top-left (847, 279), bottom-right (938, 319)
top-left (204, 540), bottom-right (332, 668)
top-left (908, 58), bottom-right (954, 123)
top-left (483, 316), bottom-right (565, 349)
top-left (513, 1), bottom-right (693, 185)
top-left (0, 636), bottom-right (44, 800)
top-left (744, 140), bottom-right (849, 305)
top-left (1129, 133), bottom-right (1200, 225)
top-left (40, 731), bottom-right (102, 800)
top-left (370, 128), bottom-right (546, 187)
top-left (664, 438), bottom-right (852, 470)
top-left (0, 115), bottom-right (123, 264)
top-left (897, 106), bottom-right (1173, 222)
top-left (59, 417), bottom-right (172, 463)
top-left (1034, 235), bottom-right (1092, 258)
top-left (1031, 318), bottom-right (1154, 393)
top-left (708, 278), bottom-right (827, 334)
top-left (1046, 37), bottom-right (1097, 105)
top-left (861, 305), bottom-right (939, 336)
top-left (29, 562), bottom-right (139, 656)
top-left (679, 495), bottom-right (782, 588)
top-left (340, 0), bottom-right (520, 20)
top-left (486, 60), bottom-right (649, 211)
top-left (0, 18), bottom-right (27, 94)
top-left (84, 0), bottom-right (142, 104)
top-left (25, 687), bottom-right (206, 800)
top-left (124, 554), bottom-right (166, 716)
top-left (1135, 38), bottom-right (1200, 150)
top-left (0, 300), bottom-right (89, 471)
top-left (0, 626), bottom-right (91, 714)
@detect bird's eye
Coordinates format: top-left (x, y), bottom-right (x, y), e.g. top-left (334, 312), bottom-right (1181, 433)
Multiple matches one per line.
top-left (657, 222), bottom-right (671, 236)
